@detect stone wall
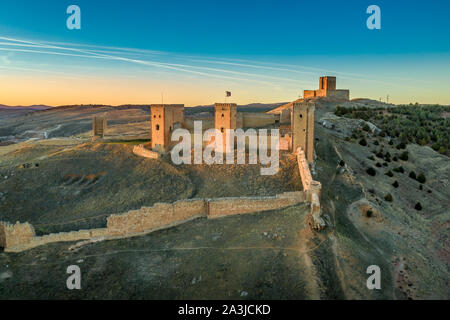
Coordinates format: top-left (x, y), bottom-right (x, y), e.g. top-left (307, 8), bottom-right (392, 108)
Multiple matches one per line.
top-left (295, 148), bottom-right (325, 229)
top-left (107, 199), bottom-right (207, 236)
top-left (133, 144), bottom-right (159, 159)
top-left (107, 193), bottom-right (305, 236)
top-left (240, 113), bottom-right (279, 128)
top-left (0, 221), bottom-right (35, 249)
top-left (208, 192), bottom-right (305, 218)
top-left (296, 147), bottom-right (313, 191)
top-left (0, 221), bottom-right (108, 252)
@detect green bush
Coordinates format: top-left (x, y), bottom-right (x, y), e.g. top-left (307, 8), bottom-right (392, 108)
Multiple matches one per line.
top-left (384, 193), bottom-right (393, 202)
top-left (385, 171), bottom-right (394, 177)
top-left (409, 171), bottom-right (417, 180)
top-left (359, 138), bottom-right (367, 146)
top-left (393, 166), bottom-right (405, 173)
top-left (392, 181), bottom-right (399, 188)
top-left (414, 202), bottom-right (422, 211)
top-left (399, 151), bottom-right (409, 161)
top-left (417, 173), bottom-right (426, 184)
top-left (366, 167), bottom-right (376, 176)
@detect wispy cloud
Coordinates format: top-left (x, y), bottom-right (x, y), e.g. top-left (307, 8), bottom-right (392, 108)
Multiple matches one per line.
top-left (0, 36), bottom-right (301, 88)
top-left (0, 35), bottom-right (428, 92)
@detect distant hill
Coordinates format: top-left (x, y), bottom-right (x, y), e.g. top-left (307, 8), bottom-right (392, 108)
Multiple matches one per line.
top-left (0, 104), bottom-right (52, 111)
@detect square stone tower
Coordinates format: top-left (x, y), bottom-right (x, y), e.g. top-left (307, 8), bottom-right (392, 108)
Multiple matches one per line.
top-left (291, 102), bottom-right (315, 163)
top-left (214, 103), bottom-right (237, 152)
top-left (319, 76), bottom-right (336, 91)
top-left (304, 76), bottom-right (349, 100)
top-left (93, 117), bottom-right (107, 138)
top-left (214, 103), bottom-right (237, 132)
top-left (150, 104), bottom-right (184, 151)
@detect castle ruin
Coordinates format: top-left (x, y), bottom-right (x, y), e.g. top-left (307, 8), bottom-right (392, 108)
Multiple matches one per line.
top-left (304, 76), bottom-right (349, 100)
top-left (92, 116), bottom-right (107, 138)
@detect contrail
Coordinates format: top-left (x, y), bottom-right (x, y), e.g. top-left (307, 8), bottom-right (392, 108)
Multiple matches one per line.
top-left (0, 36), bottom-right (301, 88)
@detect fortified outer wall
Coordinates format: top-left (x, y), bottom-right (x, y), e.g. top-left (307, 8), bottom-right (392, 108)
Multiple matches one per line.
top-left (107, 199), bottom-right (207, 236)
top-left (1, 191), bottom-right (307, 252)
top-left (208, 192), bottom-right (305, 218)
top-left (107, 193), bottom-right (305, 236)
top-left (296, 147), bottom-right (313, 191)
top-left (2, 147), bottom-right (324, 252)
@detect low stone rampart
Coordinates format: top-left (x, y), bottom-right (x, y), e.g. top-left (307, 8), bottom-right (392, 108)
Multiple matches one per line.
top-left (2, 146), bottom-right (324, 252)
top-left (133, 144), bottom-right (159, 159)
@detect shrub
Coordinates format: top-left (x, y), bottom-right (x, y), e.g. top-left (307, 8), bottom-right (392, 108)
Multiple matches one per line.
top-left (345, 136), bottom-right (351, 141)
top-left (393, 156), bottom-right (398, 161)
top-left (396, 142), bottom-right (406, 149)
top-left (368, 156), bottom-right (375, 161)
top-left (362, 124), bottom-right (371, 132)
top-left (339, 160), bottom-right (345, 166)
top-left (417, 173), bottom-right (426, 184)
top-left (394, 166), bottom-right (405, 173)
top-left (374, 140), bottom-right (379, 146)
top-left (384, 193), bottom-right (393, 202)
top-left (399, 151), bottom-right (409, 161)
top-left (359, 138), bottom-right (367, 146)
top-left (376, 163), bottom-right (382, 168)
top-left (392, 181), bottom-right (399, 188)
top-left (414, 202), bottom-right (422, 211)
top-left (366, 210), bottom-right (373, 217)
top-left (385, 171), bottom-right (394, 177)
top-left (366, 167), bottom-right (376, 176)
top-left (409, 171), bottom-right (417, 180)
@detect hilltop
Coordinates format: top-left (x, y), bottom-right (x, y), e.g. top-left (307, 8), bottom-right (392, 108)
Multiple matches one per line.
top-left (0, 97), bottom-right (448, 299)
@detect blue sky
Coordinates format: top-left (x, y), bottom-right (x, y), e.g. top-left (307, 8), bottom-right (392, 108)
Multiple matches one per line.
top-left (0, 0), bottom-right (449, 105)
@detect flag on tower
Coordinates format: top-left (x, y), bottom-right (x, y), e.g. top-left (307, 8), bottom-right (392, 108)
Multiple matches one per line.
top-left (226, 91), bottom-right (231, 97)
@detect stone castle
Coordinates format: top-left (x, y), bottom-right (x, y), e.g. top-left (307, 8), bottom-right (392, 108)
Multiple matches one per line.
top-left (0, 76), bottom-right (337, 252)
top-left (147, 100), bottom-right (316, 163)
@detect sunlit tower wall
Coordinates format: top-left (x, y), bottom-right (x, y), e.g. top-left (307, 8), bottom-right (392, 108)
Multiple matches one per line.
top-left (291, 102), bottom-right (315, 163)
top-left (150, 104), bottom-right (185, 151)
